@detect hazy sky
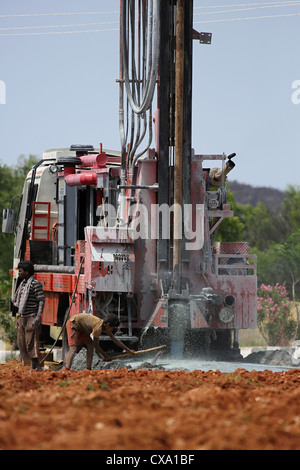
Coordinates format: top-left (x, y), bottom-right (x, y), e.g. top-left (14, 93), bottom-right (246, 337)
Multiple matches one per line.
top-left (0, 0), bottom-right (300, 191)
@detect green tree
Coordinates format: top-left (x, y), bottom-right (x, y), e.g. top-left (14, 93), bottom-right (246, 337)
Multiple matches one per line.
top-left (0, 155), bottom-right (38, 280)
top-left (255, 246), bottom-right (280, 287)
top-left (0, 164), bottom-right (20, 280)
top-left (14, 154), bottom-right (39, 180)
top-left (242, 202), bottom-right (289, 252)
top-left (216, 189), bottom-right (245, 242)
top-left (0, 155), bottom-right (38, 345)
top-left (275, 230), bottom-right (300, 302)
top-left (254, 228), bottom-right (300, 302)
top-left (0, 279), bottom-right (17, 347)
top-left (281, 185), bottom-right (300, 232)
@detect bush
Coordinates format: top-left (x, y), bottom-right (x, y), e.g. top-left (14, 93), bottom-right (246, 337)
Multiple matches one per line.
top-left (257, 283), bottom-right (297, 346)
top-left (0, 280), bottom-right (17, 348)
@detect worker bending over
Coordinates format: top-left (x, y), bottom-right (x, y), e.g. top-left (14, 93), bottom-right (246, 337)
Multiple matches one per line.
top-left (65, 312), bottom-right (135, 370)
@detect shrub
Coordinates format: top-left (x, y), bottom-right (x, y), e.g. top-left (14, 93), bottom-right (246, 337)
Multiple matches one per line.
top-left (0, 280), bottom-right (17, 348)
top-left (257, 283), bottom-right (297, 346)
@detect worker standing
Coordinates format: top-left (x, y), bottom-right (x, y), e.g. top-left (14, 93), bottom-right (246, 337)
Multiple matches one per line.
top-left (65, 312), bottom-right (136, 370)
top-left (13, 260), bottom-right (45, 372)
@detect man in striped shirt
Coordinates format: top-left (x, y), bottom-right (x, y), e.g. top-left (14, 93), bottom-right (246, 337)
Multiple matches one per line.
top-left (14, 260), bottom-right (45, 372)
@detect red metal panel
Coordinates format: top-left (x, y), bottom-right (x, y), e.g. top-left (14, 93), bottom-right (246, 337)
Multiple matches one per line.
top-left (25, 240), bottom-right (30, 261)
top-left (36, 271), bottom-right (85, 294)
top-left (52, 273), bottom-right (73, 293)
top-left (42, 292), bottom-right (59, 325)
top-left (151, 300), bottom-right (168, 327)
top-left (190, 300), bottom-right (209, 328)
top-left (75, 241), bottom-right (86, 266)
top-left (35, 273), bottom-right (53, 291)
top-left (69, 293), bottom-right (85, 316)
top-left (72, 275), bottom-right (85, 294)
top-left (85, 226), bottom-right (135, 293)
top-left (208, 275), bottom-right (257, 330)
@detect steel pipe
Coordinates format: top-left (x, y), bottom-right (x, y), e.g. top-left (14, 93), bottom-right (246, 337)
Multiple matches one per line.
top-left (173, 0), bottom-right (185, 289)
top-left (34, 265), bottom-right (75, 274)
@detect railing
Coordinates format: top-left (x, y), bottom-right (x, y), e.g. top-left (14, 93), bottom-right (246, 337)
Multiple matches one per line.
top-left (214, 253), bottom-right (257, 276)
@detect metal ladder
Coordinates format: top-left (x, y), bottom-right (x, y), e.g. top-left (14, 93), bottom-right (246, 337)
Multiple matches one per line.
top-left (31, 201), bottom-right (51, 241)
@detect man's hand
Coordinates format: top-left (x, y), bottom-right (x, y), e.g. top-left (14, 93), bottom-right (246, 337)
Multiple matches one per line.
top-left (33, 315), bottom-right (42, 327)
top-left (126, 349), bottom-right (136, 356)
top-left (34, 301), bottom-right (44, 328)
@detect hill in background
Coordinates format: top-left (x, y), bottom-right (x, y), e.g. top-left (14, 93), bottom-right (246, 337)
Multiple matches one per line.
top-left (228, 180), bottom-right (285, 210)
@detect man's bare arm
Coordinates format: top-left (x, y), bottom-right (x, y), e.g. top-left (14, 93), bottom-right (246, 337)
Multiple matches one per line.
top-left (106, 331), bottom-right (135, 355)
top-left (92, 337), bottom-right (112, 361)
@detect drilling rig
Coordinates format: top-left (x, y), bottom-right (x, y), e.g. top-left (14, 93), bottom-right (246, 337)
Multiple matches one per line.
top-left (2, 0), bottom-right (257, 360)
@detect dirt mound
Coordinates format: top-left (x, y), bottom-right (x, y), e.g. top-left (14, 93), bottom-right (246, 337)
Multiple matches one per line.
top-left (71, 349), bottom-right (131, 371)
top-left (0, 360), bottom-right (299, 450)
top-left (70, 349), bottom-right (166, 371)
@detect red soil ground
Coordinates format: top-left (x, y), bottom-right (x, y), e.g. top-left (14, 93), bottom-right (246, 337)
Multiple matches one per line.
top-left (0, 361), bottom-right (299, 450)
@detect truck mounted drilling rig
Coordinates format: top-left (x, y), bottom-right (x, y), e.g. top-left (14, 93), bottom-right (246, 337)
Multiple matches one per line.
top-left (2, 0), bottom-right (257, 360)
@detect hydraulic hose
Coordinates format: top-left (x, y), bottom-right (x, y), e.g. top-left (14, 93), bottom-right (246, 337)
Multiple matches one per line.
top-left (122, 0), bottom-right (160, 115)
